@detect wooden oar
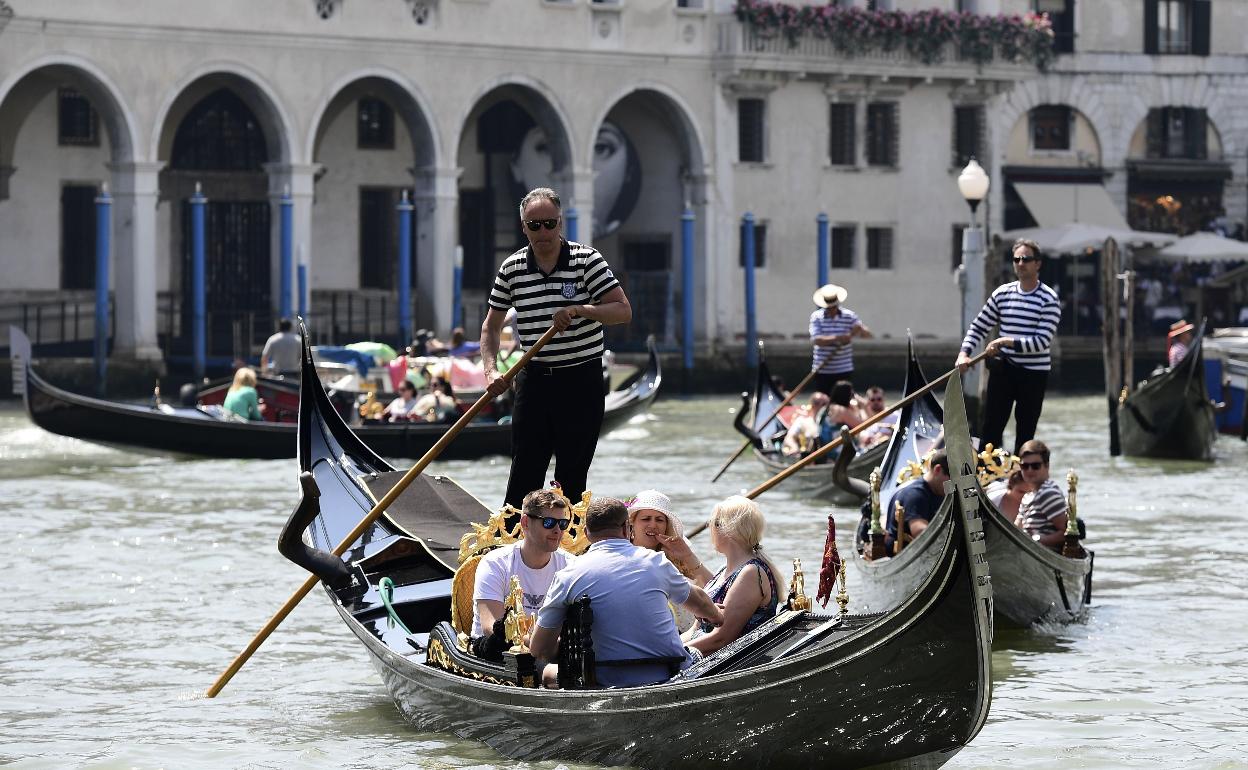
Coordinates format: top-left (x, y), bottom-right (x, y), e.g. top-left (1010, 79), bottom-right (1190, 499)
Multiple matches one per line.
top-left (710, 369), bottom-right (817, 484)
top-left (687, 350), bottom-right (991, 539)
top-left (205, 324), bottom-right (561, 698)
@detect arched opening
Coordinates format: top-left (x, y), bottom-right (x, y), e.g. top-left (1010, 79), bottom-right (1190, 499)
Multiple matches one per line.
top-left (593, 89), bottom-right (707, 349)
top-left (1126, 107), bottom-right (1229, 235)
top-left (456, 85), bottom-right (573, 330)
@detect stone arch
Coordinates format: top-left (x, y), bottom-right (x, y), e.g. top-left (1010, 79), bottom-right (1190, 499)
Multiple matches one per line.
top-left (998, 77), bottom-right (1110, 166)
top-left (1119, 77), bottom-right (1235, 161)
top-left (451, 75), bottom-right (577, 184)
top-left (306, 68), bottom-right (440, 167)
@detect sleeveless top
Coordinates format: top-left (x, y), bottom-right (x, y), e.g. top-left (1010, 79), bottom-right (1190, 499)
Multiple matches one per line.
top-left (697, 558), bottom-right (780, 636)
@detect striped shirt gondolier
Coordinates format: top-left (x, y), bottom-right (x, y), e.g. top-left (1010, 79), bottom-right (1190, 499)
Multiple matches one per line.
top-left (960, 281), bottom-right (1061, 371)
top-left (488, 240), bottom-right (621, 366)
top-left (1017, 478), bottom-right (1066, 537)
top-left (809, 307), bottom-right (862, 374)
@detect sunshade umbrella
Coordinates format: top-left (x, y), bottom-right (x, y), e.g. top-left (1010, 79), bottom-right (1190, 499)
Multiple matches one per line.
top-left (1157, 232), bottom-right (1248, 262)
top-left (1003, 222), bottom-right (1175, 255)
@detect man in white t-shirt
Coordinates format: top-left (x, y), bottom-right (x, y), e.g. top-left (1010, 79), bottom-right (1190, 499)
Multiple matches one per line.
top-left (472, 488), bottom-right (575, 638)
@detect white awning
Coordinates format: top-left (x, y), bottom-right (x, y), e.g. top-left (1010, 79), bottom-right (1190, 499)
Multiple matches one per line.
top-left (1013, 182), bottom-right (1130, 231)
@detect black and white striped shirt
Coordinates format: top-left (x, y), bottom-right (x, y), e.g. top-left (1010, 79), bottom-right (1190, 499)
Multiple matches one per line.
top-left (488, 240), bottom-right (621, 366)
top-left (960, 281), bottom-right (1061, 371)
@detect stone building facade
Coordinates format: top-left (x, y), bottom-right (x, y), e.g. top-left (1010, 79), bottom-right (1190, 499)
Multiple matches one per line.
top-left (0, 0), bottom-right (1240, 366)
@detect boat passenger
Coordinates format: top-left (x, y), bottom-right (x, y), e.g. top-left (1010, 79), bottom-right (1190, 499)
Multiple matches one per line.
top-left (985, 468), bottom-right (1031, 519)
top-left (857, 386), bottom-right (897, 448)
top-left (472, 489), bottom-right (576, 642)
top-left (628, 491), bottom-right (713, 632)
top-left (683, 496), bottom-right (784, 657)
top-left (1013, 439), bottom-right (1068, 550)
top-left (382, 380), bottom-right (420, 422)
top-left (222, 367), bottom-right (263, 421)
top-left (412, 378), bottom-right (457, 423)
top-left (814, 381), bottom-right (867, 457)
top-left (260, 318), bottom-right (300, 377)
top-left (883, 450), bottom-right (951, 553)
top-left (531, 497), bottom-right (723, 687)
top-left (782, 392), bottom-right (830, 457)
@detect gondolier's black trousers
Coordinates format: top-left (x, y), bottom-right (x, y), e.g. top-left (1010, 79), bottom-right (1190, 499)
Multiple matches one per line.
top-left (980, 357), bottom-right (1048, 456)
top-left (504, 359), bottom-right (605, 511)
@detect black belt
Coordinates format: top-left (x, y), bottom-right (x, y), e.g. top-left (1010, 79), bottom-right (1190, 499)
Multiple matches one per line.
top-left (526, 359), bottom-right (599, 376)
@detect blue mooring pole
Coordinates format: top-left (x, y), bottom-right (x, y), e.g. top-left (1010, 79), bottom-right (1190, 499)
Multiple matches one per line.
top-left (565, 207), bottom-right (578, 242)
top-left (280, 186), bottom-right (293, 321)
top-left (297, 258), bottom-right (308, 320)
top-left (452, 245), bottom-right (464, 331)
top-left (94, 183), bottom-right (111, 396)
top-left (397, 191), bottom-right (413, 348)
top-left (816, 212), bottom-right (829, 288)
top-left (742, 212), bottom-right (758, 369)
top-left (191, 183), bottom-right (207, 383)
top-left (681, 207), bottom-right (695, 372)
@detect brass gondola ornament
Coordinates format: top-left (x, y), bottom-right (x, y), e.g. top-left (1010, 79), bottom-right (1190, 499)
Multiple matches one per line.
top-left (835, 562), bottom-right (849, 614)
top-left (867, 468), bottom-right (886, 560)
top-left (1062, 470), bottom-right (1086, 559)
top-left (503, 575), bottom-right (534, 653)
top-left (787, 558), bottom-right (812, 612)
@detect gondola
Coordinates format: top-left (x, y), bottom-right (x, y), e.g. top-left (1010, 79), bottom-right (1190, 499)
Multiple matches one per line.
top-left (17, 333), bottom-right (661, 460)
top-left (1203, 327), bottom-right (1248, 439)
top-left (599, 334), bottom-right (662, 433)
top-left (732, 345), bottom-right (886, 504)
top-left (281, 324), bottom-right (993, 769)
top-left (845, 352), bottom-right (1093, 628)
top-left (1118, 320), bottom-right (1217, 460)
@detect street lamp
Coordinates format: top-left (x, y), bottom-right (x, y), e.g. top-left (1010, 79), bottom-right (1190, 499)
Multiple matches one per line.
top-left (956, 158), bottom-right (990, 399)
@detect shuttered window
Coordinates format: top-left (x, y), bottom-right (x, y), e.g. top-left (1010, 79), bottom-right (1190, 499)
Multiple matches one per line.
top-left (738, 222), bottom-right (767, 268)
top-left (866, 103), bottom-right (898, 167)
top-left (738, 98), bottom-right (765, 163)
top-left (1146, 0), bottom-right (1209, 55)
top-left (61, 185), bottom-right (98, 289)
top-left (1036, 0), bottom-right (1075, 53)
top-left (359, 188), bottom-right (418, 289)
top-left (58, 89), bottom-right (99, 147)
top-left (831, 226), bottom-right (855, 269)
top-left (866, 227), bottom-right (893, 270)
top-left (953, 105), bottom-right (985, 168)
top-left (829, 103), bottom-right (856, 166)
top-left (1030, 105), bottom-right (1072, 151)
top-left (357, 98), bottom-right (395, 150)
top-left (1145, 107), bottom-right (1207, 159)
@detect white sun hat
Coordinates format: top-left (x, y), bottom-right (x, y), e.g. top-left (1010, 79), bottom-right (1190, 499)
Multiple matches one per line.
top-left (629, 489), bottom-right (684, 538)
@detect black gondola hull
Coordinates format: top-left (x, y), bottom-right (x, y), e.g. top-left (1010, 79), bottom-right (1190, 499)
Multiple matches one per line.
top-left (1118, 325), bottom-right (1216, 461)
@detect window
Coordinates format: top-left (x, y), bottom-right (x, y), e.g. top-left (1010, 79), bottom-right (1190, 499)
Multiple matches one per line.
top-left (1145, 107), bottom-right (1207, 160)
top-left (1030, 105), bottom-right (1072, 151)
top-left (956, 0), bottom-right (977, 11)
top-left (866, 0), bottom-right (892, 9)
top-left (738, 98), bottom-right (766, 163)
top-left (866, 227), bottom-right (893, 270)
top-left (676, 0), bottom-right (705, 6)
top-left (1145, 0), bottom-right (1210, 56)
top-left (829, 103), bottom-right (856, 166)
top-left (952, 224), bottom-right (967, 272)
top-left (953, 105), bottom-right (984, 168)
top-left (831, 225), bottom-right (855, 269)
top-left (61, 185), bottom-right (98, 289)
top-left (359, 188), bottom-right (417, 289)
top-left (866, 103), bottom-right (898, 167)
top-left (58, 89), bottom-right (99, 147)
top-left (358, 98), bottom-right (395, 150)
top-left (738, 221), bottom-right (767, 268)
top-left (1035, 0), bottom-right (1075, 53)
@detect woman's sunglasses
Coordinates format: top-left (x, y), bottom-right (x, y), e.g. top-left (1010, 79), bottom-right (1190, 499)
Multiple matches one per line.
top-left (1020, 461), bottom-right (1044, 470)
top-left (527, 513), bottom-right (572, 530)
top-left (524, 218), bottom-right (560, 232)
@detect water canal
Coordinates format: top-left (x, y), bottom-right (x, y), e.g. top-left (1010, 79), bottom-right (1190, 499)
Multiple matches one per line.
top-left (1, 394), bottom-right (1245, 768)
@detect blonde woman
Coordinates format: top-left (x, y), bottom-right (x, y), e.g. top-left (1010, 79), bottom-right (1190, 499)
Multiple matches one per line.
top-left (684, 496), bottom-right (783, 656)
top-left (629, 490), bottom-right (713, 587)
top-left (222, 367), bottom-right (263, 421)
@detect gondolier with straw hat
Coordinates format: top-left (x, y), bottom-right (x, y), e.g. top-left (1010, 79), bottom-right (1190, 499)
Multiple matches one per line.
top-left (810, 283), bottom-right (872, 397)
top-left (1167, 319), bottom-right (1195, 368)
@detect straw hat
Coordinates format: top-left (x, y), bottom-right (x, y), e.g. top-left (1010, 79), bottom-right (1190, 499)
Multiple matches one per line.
top-left (813, 283), bottom-right (848, 308)
top-left (1168, 319), bottom-right (1194, 337)
top-left (629, 489), bottom-right (684, 538)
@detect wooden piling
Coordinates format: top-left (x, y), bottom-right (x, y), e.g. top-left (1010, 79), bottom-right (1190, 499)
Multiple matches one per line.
top-left (1101, 237), bottom-right (1123, 456)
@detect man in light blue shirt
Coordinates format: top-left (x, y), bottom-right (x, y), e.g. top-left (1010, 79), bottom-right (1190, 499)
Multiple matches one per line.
top-left (531, 497), bottom-right (723, 687)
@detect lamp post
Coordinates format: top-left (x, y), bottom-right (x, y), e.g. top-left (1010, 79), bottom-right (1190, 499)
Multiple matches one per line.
top-left (957, 158), bottom-right (989, 400)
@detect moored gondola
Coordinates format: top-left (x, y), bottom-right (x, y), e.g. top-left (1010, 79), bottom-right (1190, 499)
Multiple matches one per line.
top-left (1118, 322), bottom-right (1218, 460)
top-left (846, 352), bottom-right (1093, 628)
top-left (284, 327), bottom-right (993, 768)
top-left (732, 345), bottom-right (885, 504)
top-left (599, 334), bottom-right (662, 433)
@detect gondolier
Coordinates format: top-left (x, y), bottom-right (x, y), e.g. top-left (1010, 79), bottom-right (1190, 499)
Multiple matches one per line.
top-left (482, 187), bottom-right (632, 509)
top-left (956, 238), bottom-right (1061, 454)
top-left (809, 284), bottom-right (872, 396)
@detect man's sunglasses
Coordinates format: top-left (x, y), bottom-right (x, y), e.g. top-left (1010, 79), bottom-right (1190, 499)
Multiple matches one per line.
top-left (1020, 461), bottom-right (1044, 470)
top-left (1013, 256), bottom-right (1038, 264)
top-left (527, 513), bottom-right (572, 530)
top-left (524, 218), bottom-right (560, 232)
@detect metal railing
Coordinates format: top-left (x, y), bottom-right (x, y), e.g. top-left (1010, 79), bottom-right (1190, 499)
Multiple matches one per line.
top-left (0, 296), bottom-right (114, 353)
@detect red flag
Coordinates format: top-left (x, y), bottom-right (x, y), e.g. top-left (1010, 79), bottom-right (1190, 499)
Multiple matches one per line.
top-left (816, 514), bottom-right (841, 608)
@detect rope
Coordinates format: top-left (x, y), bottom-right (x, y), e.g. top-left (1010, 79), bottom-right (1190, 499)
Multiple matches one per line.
top-left (378, 577), bottom-right (412, 635)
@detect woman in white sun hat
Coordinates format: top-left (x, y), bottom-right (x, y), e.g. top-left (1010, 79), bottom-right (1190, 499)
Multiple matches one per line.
top-left (629, 490), bottom-right (713, 588)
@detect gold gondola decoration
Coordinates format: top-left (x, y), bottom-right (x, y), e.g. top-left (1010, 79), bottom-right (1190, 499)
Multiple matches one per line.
top-left (503, 575), bottom-right (535, 653)
top-left (1061, 470), bottom-right (1086, 559)
top-left (786, 558), bottom-right (812, 612)
top-left (865, 468), bottom-right (886, 560)
top-left (835, 562), bottom-right (850, 614)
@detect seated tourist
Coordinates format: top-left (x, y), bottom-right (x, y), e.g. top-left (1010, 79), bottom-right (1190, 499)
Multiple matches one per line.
top-left (412, 378), bottom-right (457, 423)
top-left (683, 496), bottom-right (783, 657)
top-left (817, 381), bottom-right (867, 445)
top-left (857, 386), bottom-right (898, 448)
top-left (447, 327), bottom-right (482, 358)
top-left (530, 497), bottom-right (723, 687)
top-left (1015, 439), bottom-right (1068, 550)
top-left (628, 490), bottom-right (712, 586)
top-left (382, 380), bottom-right (420, 422)
top-left (985, 468), bottom-right (1031, 519)
top-left (782, 392), bottom-right (830, 456)
top-left (472, 489), bottom-right (576, 645)
top-left (223, 367), bottom-right (263, 421)
top-left (883, 450), bottom-right (950, 553)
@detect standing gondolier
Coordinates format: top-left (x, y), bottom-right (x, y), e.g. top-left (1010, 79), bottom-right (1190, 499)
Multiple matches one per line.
top-left (482, 187), bottom-right (632, 509)
top-left (956, 238), bottom-right (1061, 454)
top-left (810, 284), bottom-right (872, 396)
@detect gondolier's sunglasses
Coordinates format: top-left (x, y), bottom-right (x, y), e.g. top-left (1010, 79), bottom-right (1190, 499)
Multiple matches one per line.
top-left (1020, 461), bottom-right (1044, 470)
top-left (1013, 255), bottom-right (1038, 263)
top-left (524, 218), bottom-right (560, 232)
top-left (527, 513), bottom-right (572, 530)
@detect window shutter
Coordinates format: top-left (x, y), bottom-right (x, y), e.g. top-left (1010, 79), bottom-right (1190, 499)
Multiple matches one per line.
top-left (829, 103), bottom-right (855, 165)
top-left (831, 226), bottom-right (855, 269)
top-left (888, 104), bottom-right (900, 167)
top-left (1145, 108), bottom-right (1165, 158)
top-left (1191, 0), bottom-right (1211, 56)
top-left (953, 106), bottom-right (983, 167)
top-left (1143, 0), bottom-right (1159, 54)
top-left (1186, 108), bottom-right (1208, 159)
top-left (738, 99), bottom-right (765, 163)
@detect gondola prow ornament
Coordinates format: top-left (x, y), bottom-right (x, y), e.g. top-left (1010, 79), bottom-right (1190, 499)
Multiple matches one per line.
top-left (1062, 470), bottom-right (1086, 560)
